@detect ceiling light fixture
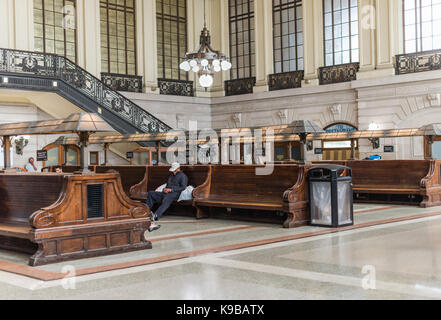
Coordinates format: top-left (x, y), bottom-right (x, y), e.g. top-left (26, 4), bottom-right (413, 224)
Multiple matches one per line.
top-left (179, 0), bottom-right (232, 89)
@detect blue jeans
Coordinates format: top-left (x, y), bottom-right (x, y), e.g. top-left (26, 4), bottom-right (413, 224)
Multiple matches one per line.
top-left (146, 191), bottom-right (180, 220)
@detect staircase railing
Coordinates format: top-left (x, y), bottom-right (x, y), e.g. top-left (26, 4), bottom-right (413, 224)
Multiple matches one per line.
top-left (0, 48), bottom-right (171, 134)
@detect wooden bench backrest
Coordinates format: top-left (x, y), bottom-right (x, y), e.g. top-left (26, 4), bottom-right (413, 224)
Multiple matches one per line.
top-left (208, 165), bottom-right (301, 202)
top-left (61, 166), bottom-right (94, 173)
top-left (147, 165), bottom-right (209, 192)
top-left (0, 174), bottom-right (64, 225)
top-left (95, 166), bottom-right (147, 196)
top-left (348, 160), bottom-right (430, 188)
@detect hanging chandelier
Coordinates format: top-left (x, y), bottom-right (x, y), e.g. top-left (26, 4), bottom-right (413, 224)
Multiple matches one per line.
top-left (179, 0), bottom-right (232, 88)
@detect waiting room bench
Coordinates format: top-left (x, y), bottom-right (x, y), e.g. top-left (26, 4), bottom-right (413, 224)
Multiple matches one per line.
top-left (0, 172), bottom-right (151, 266)
top-left (314, 160), bottom-right (441, 207)
top-left (130, 165), bottom-right (210, 218)
top-left (193, 165), bottom-right (309, 228)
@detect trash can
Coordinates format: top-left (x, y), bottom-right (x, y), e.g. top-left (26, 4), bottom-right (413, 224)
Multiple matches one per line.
top-left (308, 164), bottom-right (354, 228)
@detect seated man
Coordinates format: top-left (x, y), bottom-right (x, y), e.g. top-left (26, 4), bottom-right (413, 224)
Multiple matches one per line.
top-left (146, 163), bottom-right (188, 232)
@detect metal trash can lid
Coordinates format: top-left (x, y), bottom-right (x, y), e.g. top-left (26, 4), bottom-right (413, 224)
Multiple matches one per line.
top-left (308, 164), bottom-right (352, 178)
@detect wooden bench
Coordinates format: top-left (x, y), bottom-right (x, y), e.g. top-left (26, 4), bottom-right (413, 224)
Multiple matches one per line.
top-left (0, 172), bottom-right (151, 266)
top-left (347, 160), bottom-right (441, 207)
top-left (130, 165), bottom-right (210, 217)
top-left (95, 165), bottom-right (147, 196)
top-left (193, 165), bottom-right (308, 228)
top-left (314, 160), bottom-right (441, 207)
top-left (60, 165), bottom-right (91, 173)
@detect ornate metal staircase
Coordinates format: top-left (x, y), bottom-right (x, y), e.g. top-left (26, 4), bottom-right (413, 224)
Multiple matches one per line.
top-left (0, 48), bottom-right (171, 135)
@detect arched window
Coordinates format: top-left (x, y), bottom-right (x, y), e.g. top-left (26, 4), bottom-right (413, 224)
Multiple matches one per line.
top-left (273, 0), bottom-right (303, 73)
top-left (323, 0), bottom-right (359, 66)
top-left (33, 0), bottom-right (77, 62)
top-left (156, 0), bottom-right (188, 80)
top-left (100, 0), bottom-right (137, 75)
top-left (229, 0), bottom-right (255, 80)
top-left (403, 0), bottom-right (441, 53)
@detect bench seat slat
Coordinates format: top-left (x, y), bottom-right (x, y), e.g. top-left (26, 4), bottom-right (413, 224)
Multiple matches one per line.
top-left (195, 200), bottom-right (283, 211)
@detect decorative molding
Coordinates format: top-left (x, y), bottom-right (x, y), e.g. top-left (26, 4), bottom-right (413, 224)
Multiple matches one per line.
top-left (428, 93), bottom-right (441, 107)
top-left (232, 113), bottom-right (242, 127)
top-left (176, 114), bottom-right (185, 129)
top-left (278, 109), bottom-right (289, 124)
top-left (101, 73), bottom-right (143, 93)
top-left (268, 71), bottom-right (304, 91)
top-left (225, 77), bottom-right (256, 96)
top-left (158, 78), bottom-right (194, 97)
top-left (319, 63), bottom-right (360, 85)
top-left (395, 50), bottom-right (441, 75)
top-left (329, 104), bottom-right (342, 119)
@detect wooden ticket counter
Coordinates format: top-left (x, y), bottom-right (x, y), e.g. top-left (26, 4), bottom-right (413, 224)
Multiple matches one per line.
top-left (0, 172), bottom-right (151, 266)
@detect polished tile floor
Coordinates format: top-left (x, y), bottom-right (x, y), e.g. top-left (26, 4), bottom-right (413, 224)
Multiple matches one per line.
top-left (1, 204), bottom-right (441, 299)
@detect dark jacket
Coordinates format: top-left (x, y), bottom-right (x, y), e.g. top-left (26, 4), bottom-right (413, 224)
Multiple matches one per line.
top-left (166, 171), bottom-right (188, 193)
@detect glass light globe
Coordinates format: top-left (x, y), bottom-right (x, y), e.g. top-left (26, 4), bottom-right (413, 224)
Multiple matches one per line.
top-left (213, 65), bottom-right (221, 72)
top-left (201, 59), bottom-right (209, 67)
top-left (192, 65), bottom-right (200, 73)
top-left (221, 60), bottom-right (231, 71)
top-left (190, 59), bottom-right (198, 67)
top-left (213, 59), bottom-right (220, 67)
top-left (199, 74), bottom-right (213, 88)
top-left (180, 61), bottom-right (190, 72)
top-left (369, 122), bottom-right (379, 131)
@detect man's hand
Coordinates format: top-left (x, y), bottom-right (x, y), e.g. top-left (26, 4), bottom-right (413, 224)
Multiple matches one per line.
top-left (163, 188), bottom-right (172, 194)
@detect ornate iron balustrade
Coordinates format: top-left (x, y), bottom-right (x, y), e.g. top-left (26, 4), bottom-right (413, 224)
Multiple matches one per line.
top-left (225, 77), bottom-right (256, 96)
top-left (319, 63), bottom-right (359, 85)
top-left (0, 48), bottom-right (171, 133)
top-left (395, 50), bottom-right (441, 75)
top-left (268, 71), bottom-right (304, 91)
top-left (158, 78), bottom-right (194, 97)
top-left (101, 73), bottom-right (143, 93)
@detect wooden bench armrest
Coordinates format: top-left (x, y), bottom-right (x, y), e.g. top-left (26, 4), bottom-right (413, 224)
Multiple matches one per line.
top-left (421, 160), bottom-right (440, 189)
top-left (192, 166), bottom-right (212, 200)
top-left (283, 166), bottom-right (308, 203)
top-left (129, 166), bottom-right (149, 199)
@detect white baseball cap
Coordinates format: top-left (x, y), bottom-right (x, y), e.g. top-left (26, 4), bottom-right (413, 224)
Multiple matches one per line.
top-left (169, 162), bottom-right (181, 172)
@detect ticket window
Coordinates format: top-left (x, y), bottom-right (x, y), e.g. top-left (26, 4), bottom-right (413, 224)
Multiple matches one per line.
top-left (429, 137), bottom-right (441, 159)
top-left (89, 152), bottom-right (99, 165)
top-left (322, 140), bottom-right (359, 161)
top-left (133, 151), bottom-right (150, 165)
top-left (433, 142), bottom-right (441, 159)
top-left (65, 147), bottom-right (79, 165)
top-left (273, 142), bottom-right (302, 162)
top-left (43, 144), bottom-right (80, 167)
